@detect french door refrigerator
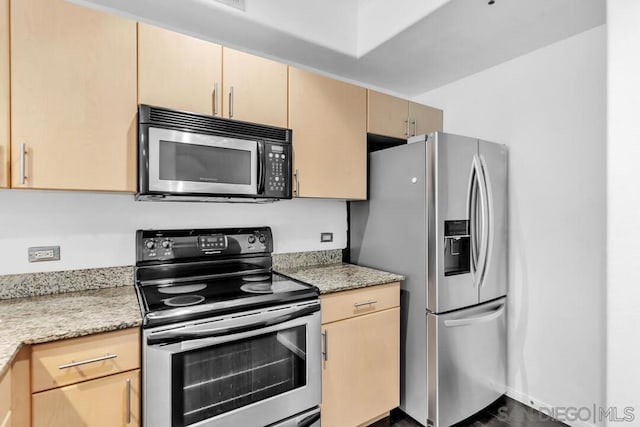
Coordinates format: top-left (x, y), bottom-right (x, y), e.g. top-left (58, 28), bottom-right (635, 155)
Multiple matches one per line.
top-left (351, 132), bottom-right (507, 427)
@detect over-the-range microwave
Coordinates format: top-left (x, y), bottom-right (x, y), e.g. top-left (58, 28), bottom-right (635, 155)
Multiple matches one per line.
top-left (137, 104), bottom-right (292, 202)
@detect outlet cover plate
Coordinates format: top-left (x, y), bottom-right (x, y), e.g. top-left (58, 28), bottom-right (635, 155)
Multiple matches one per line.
top-left (28, 246), bottom-right (61, 263)
top-left (320, 232), bottom-right (333, 243)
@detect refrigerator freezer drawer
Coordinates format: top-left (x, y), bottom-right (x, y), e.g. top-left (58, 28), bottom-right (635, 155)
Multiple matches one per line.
top-left (427, 297), bottom-right (507, 427)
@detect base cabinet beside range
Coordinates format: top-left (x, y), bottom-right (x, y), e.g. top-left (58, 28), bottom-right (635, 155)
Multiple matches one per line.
top-left (320, 282), bottom-right (400, 427)
top-left (31, 328), bottom-right (141, 427)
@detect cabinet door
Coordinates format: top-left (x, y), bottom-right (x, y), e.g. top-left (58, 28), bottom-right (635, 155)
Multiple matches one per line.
top-left (322, 308), bottom-right (400, 427)
top-left (222, 48), bottom-right (288, 127)
top-left (138, 23), bottom-right (222, 116)
top-left (32, 370), bottom-right (140, 427)
top-left (367, 90), bottom-right (409, 140)
top-left (0, 0), bottom-right (8, 188)
top-left (289, 68), bottom-right (367, 199)
top-left (0, 368), bottom-right (10, 426)
top-left (10, 0), bottom-right (137, 191)
top-left (408, 101), bottom-right (443, 137)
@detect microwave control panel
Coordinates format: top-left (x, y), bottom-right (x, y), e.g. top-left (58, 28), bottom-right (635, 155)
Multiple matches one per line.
top-left (264, 142), bottom-right (291, 198)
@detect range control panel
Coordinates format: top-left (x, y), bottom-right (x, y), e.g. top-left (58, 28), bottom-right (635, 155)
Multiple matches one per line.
top-left (263, 142), bottom-right (291, 198)
top-left (136, 227), bottom-right (273, 263)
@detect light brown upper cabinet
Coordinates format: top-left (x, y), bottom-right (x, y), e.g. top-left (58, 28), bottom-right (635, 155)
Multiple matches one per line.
top-left (222, 48), bottom-right (288, 128)
top-left (10, 0), bottom-right (137, 192)
top-left (409, 101), bottom-right (443, 137)
top-left (367, 91), bottom-right (410, 140)
top-left (367, 89), bottom-right (443, 139)
top-left (138, 23), bottom-right (222, 116)
top-left (0, 0), bottom-right (9, 189)
top-left (289, 68), bottom-right (367, 200)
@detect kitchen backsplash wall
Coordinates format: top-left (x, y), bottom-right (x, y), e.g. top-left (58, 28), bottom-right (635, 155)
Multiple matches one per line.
top-left (0, 190), bottom-right (347, 275)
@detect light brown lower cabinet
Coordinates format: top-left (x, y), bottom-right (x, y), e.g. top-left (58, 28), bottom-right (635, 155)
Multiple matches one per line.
top-left (320, 284), bottom-right (400, 427)
top-left (0, 368), bottom-right (11, 427)
top-left (32, 369), bottom-right (140, 427)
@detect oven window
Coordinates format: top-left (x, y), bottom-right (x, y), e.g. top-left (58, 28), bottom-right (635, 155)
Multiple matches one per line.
top-left (173, 326), bottom-right (307, 426)
top-left (159, 140), bottom-right (252, 185)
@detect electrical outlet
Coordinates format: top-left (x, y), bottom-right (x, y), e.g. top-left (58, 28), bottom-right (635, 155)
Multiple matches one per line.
top-left (320, 232), bottom-right (333, 243)
top-left (28, 246), bottom-right (60, 263)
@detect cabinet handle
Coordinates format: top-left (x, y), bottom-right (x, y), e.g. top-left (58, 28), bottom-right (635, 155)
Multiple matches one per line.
top-left (229, 86), bottom-right (234, 118)
top-left (126, 378), bottom-right (132, 424)
top-left (58, 353), bottom-right (118, 369)
top-left (213, 82), bottom-right (219, 116)
top-left (19, 143), bottom-right (27, 185)
top-left (354, 299), bottom-right (378, 308)
top-left (412, 119), bottom-right (417, 137)
top-left (294, 168), bottom-right (300, 196)
top-left (321, 330), bottom-right (328, 361)
top-left (404, 119), bottom-right (409, 137)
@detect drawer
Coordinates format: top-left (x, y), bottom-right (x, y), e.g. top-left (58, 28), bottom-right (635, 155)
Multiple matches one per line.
top-left (320, 282), bottom-right (400, 324)
top-left (32, 328), bottom-right (140, 393)
top-left (0, 368), bottom-right (10, 423)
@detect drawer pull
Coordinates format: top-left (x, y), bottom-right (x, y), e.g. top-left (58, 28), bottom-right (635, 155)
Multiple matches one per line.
top-left (58, 353), bottom-right (118, 370)
top-left (354, 300), bottom-right (378, 308)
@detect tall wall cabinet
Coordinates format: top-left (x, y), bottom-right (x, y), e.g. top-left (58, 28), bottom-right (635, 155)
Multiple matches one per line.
top-left (10, 0), bottom-right (137, 192)
top-left (289, 68), bottom-right (367, 200)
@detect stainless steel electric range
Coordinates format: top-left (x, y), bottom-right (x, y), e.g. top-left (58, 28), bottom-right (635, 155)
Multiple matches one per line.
top-left (135, 227), bottom-right (321, 427)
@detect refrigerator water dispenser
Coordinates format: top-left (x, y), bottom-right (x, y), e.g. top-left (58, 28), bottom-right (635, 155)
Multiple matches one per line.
top-left (444, 220), bottom-right (470, 276)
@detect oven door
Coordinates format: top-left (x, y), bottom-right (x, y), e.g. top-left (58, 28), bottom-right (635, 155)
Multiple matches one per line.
top-left (148, 127), bottom-right (261, 196)
top-left (143, 301), bottom-right (321, 427)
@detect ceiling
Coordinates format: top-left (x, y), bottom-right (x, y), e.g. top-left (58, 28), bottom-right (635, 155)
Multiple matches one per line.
top-left (74, 0), bottom-right (605, 98)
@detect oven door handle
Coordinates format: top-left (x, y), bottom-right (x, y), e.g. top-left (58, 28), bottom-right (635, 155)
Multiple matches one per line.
top-left (147, 304), bottom-right (320, 346)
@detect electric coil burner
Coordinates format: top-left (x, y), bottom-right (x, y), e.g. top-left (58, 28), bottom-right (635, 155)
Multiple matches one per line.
top-left (135, 227), bottom-right (321, 427)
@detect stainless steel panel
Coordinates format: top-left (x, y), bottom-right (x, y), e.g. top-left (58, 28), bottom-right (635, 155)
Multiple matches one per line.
top-left (429, 132), bottom-right (479, 313)
top-left (350, 141), bottom-right (428, 423)
top-left (427, 297), bottom-right (507, 427)
top-left (148, 127), bottom-right (259, 195)
top-left (143, 302), bottom-right (321, 427)
top-left (478, 140), bottom-right (508, 303)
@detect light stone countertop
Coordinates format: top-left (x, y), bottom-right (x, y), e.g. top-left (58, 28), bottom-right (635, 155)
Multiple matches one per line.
top-left (277, 263), bottom-right (405, 294)
top-left (0, 286), bottom-right (142, 377)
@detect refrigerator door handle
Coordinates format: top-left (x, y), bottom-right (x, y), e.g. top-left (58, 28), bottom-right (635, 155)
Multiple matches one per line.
top-left (443, 302), bottom-right (505, 328)
top-left (468, 155), bottom-right (488, 288)
top-left (466, 157), bottom-right (479, 276)
top-left (474, 155), bottom-right (490, 289)
top-left (478, 154), bottom-right (494, 289)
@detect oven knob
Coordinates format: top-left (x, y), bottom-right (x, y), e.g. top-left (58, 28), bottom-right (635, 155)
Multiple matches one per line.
top-left (248, 235), bottom-right (256, 244)
top-left (258, 235), bottom-right (266, 244)
top-left (145, 240), bottom-right (155, 250)
top-left (161, 240), bottom-right (171, 249)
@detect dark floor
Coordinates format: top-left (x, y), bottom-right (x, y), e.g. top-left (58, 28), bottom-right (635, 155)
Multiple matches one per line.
top-left (370, 396), bottom-right (567, 427)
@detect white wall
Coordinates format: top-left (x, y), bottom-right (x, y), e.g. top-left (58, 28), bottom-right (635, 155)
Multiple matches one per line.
top-left (416, 26), bottom-right (606, 426)
top-left (0, 190), bottom-right (347, 275)
top-left (606, 1), bottom-right (640, 425)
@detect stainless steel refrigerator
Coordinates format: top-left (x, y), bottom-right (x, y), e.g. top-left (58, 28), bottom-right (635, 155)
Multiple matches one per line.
top-left (350, 132), bottom-right (507, 427)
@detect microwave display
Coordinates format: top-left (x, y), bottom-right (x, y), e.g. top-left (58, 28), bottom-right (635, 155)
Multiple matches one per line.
top-left (159, 140), bottom-right (251, 185)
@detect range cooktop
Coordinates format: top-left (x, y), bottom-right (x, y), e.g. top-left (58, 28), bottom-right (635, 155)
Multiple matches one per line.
top-left (137, 271), bottom-right (318, 326)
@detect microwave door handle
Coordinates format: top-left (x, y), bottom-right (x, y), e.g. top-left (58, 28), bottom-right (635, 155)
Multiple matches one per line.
top-left (146, 304), bottom-right (320, 345)
top-left (257, 141), bottom-right (265, 194)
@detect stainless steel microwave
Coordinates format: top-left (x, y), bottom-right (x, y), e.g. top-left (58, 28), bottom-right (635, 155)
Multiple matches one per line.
top-left (137, 105), bottom-right (292, 202)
